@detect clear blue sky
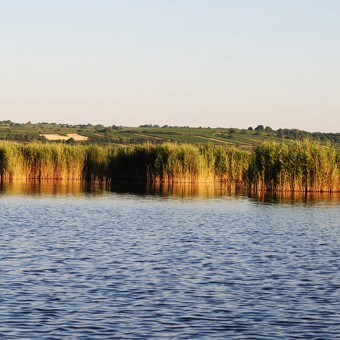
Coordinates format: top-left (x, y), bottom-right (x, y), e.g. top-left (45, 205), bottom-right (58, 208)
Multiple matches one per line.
top-left (1, 0), bottom-right (339, 132)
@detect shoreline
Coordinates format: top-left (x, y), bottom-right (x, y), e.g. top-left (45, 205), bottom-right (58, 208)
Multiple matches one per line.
top-left (1, 140), bottom-right (339, 193)
top-left (1, 178), bottom-right (339, 194)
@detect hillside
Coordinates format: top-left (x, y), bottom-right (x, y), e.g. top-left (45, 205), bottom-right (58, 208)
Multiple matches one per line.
top-left (0, 120), bottom-right (339, 149)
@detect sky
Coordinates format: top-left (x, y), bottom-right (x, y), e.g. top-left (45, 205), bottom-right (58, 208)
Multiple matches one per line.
top-left (0, 0), bottom-right (339, 132)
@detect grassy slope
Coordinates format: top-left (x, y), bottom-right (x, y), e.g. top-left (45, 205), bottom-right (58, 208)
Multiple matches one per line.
top-left (0, 121), bottom-right (339, 149)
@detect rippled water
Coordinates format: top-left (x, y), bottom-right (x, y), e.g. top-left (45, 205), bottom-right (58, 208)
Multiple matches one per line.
top-left (0, 182), bottom-right (339, 339)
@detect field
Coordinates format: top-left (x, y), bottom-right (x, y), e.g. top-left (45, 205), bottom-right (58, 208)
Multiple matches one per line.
top-left (1, 121), bottom-right (339, 148)
top-left (41, 134), bottom-right (89, 141)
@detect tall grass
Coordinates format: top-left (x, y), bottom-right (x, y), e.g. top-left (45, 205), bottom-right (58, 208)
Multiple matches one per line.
top-left (249, 140), bottom-right (339, 192)
top-left (0, 142), bottom-right (86, 180)
top-left (0, 140), bottom-right (339, 192)
top-left (108, 143), bottom-right (251, 184)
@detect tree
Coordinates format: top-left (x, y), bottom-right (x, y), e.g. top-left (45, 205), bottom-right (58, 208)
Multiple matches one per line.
top-left (255, 125), bottom-right (264, 131)
top-left (66, 138), bottom-right (75, 145)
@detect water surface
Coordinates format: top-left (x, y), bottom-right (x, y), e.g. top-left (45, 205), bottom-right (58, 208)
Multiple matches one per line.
top-left (0, 181), bottom-right (339, 339)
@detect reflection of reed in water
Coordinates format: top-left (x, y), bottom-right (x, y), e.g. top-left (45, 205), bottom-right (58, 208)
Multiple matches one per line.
top-left (0, 180), bottom-right (101, 196)
top-left (146, 182), bottom-right (241, 198)
top-left (247, 190), bottom-right (340, 206)
top-left (1, 180), bottom-right (338, 205)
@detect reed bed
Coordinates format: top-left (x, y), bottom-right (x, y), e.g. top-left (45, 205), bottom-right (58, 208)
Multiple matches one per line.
top-left (0, 142), bottom-right (86, 180)
top-left (108, 143), bottom-right (251, 184)
top-left (0, 140), bottom-right (339, 192)
top-left (249, 140), bottom-right (339, 192)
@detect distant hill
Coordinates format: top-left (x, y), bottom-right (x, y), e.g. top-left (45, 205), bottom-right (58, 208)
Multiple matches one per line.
top-left (0, 120), bottom-right (339, 149)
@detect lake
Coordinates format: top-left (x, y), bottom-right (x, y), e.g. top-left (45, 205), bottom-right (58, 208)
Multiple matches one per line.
top-left (0, 181), bottom-right (339, 339)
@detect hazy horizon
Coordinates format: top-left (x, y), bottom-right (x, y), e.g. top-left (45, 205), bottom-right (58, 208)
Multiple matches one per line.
top-left (1, 1), bottom-right (339, 133)
top-left (2, 118), bottom-right (338, 134)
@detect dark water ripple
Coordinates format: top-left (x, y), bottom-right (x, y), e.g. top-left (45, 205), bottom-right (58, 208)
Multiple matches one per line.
top-left (0, 194), bottom-right (339, 339)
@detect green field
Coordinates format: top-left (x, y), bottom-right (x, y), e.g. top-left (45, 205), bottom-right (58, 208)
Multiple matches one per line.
top-left (1, 120), bottom-right (339, 149)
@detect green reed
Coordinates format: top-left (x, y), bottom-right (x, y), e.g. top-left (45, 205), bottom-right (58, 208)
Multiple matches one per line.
top-left (0, 140), bottom-right (338, 192)
top-left (0, 142), bottom-right (86, 180)
top-left (250, 140), bottom-right (339, 192)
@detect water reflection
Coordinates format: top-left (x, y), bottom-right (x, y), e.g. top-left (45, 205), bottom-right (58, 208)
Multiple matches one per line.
top-left (113, 181), bottom-right (241, 198)
top-left (247, 190), bottom-right (340, 206)
top-left (0, 180), bottom-right (339, 205)
top-left (0, 180), bottom-right (101, 196)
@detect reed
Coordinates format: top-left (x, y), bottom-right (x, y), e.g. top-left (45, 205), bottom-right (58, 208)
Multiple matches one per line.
top-left (0, 142), bottom-right (86, 180)
top-left (0, 140), bottom-right (339, 192)
top-left (110, 143), bottom-right (251, 184)
top-left (199, 144), bottom-right (251, 184)
top-left (83, 145), bottom-right (112, 181)
top-left (250, 140), bottom-right (339, 192)
top-left (148, 143), bottom-right (209, 183)
top-left (109, 143), bottom-right (213, 183)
